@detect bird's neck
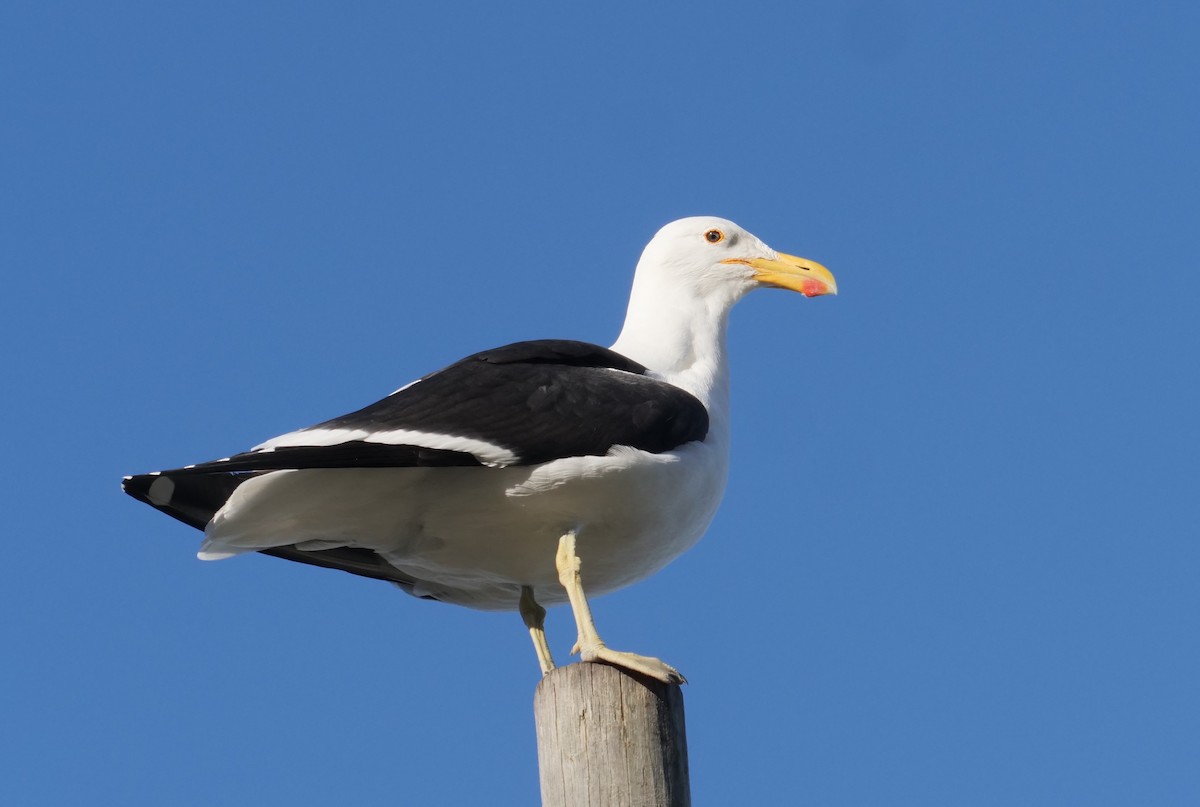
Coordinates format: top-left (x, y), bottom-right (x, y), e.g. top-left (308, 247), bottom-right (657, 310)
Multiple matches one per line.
top-left (609, 278), bottom-right (737, 420)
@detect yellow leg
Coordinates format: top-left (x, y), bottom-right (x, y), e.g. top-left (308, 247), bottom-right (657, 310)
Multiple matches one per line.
top-left (519, 585), bottom-right (556, 676)
top-left (555, 532), bottom-right (684, 685)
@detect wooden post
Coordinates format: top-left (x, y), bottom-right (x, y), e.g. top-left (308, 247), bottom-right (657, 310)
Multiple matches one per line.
top-left (534, 662), bottom-right (690, 807)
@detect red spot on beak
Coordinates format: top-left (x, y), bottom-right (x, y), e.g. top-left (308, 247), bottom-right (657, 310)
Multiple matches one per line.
top-left (801, 278), bottom-right (831, 297)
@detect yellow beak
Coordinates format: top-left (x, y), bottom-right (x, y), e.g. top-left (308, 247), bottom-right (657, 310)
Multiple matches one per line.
top-left (725, 252), bottom-right (837, 297)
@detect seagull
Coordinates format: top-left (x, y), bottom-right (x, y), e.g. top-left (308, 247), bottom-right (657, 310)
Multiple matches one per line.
top-left (123, 216), bottom-right (836, 684)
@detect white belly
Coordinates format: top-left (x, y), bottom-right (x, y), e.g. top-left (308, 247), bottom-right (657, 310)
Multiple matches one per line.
top-left (204, 441), bottom-right (727, 610)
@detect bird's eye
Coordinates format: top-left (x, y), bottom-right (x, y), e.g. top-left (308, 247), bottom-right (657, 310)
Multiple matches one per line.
top-left (704, 229), bottom-right (724, 244)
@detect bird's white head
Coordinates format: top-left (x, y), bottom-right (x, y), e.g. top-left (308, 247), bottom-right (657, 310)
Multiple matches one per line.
top-left (613, 216), bottom-right (836, 391)
top-left (634, 216), bottom-right (836, 306)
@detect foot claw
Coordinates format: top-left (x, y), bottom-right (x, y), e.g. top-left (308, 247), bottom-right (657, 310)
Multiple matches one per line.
top-left (579, 644), bottom-right (686, 685)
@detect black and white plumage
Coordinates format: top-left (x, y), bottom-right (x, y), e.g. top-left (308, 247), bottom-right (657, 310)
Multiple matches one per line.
top-left (123, 216), bottom-right (836, 682)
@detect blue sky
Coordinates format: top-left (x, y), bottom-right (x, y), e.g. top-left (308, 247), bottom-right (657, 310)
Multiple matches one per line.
top-left (3, 2), bottom-right (1197, 804)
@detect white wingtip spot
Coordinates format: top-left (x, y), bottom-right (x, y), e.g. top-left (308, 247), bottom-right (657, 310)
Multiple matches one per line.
top-left (147, 476), bottom-right (175, 506)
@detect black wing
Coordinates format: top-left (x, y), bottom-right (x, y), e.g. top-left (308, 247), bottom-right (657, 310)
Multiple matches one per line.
top-left (302, 338), bottom-right (709, 466)
top-left (123, 339), bottom-right (708, 543)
